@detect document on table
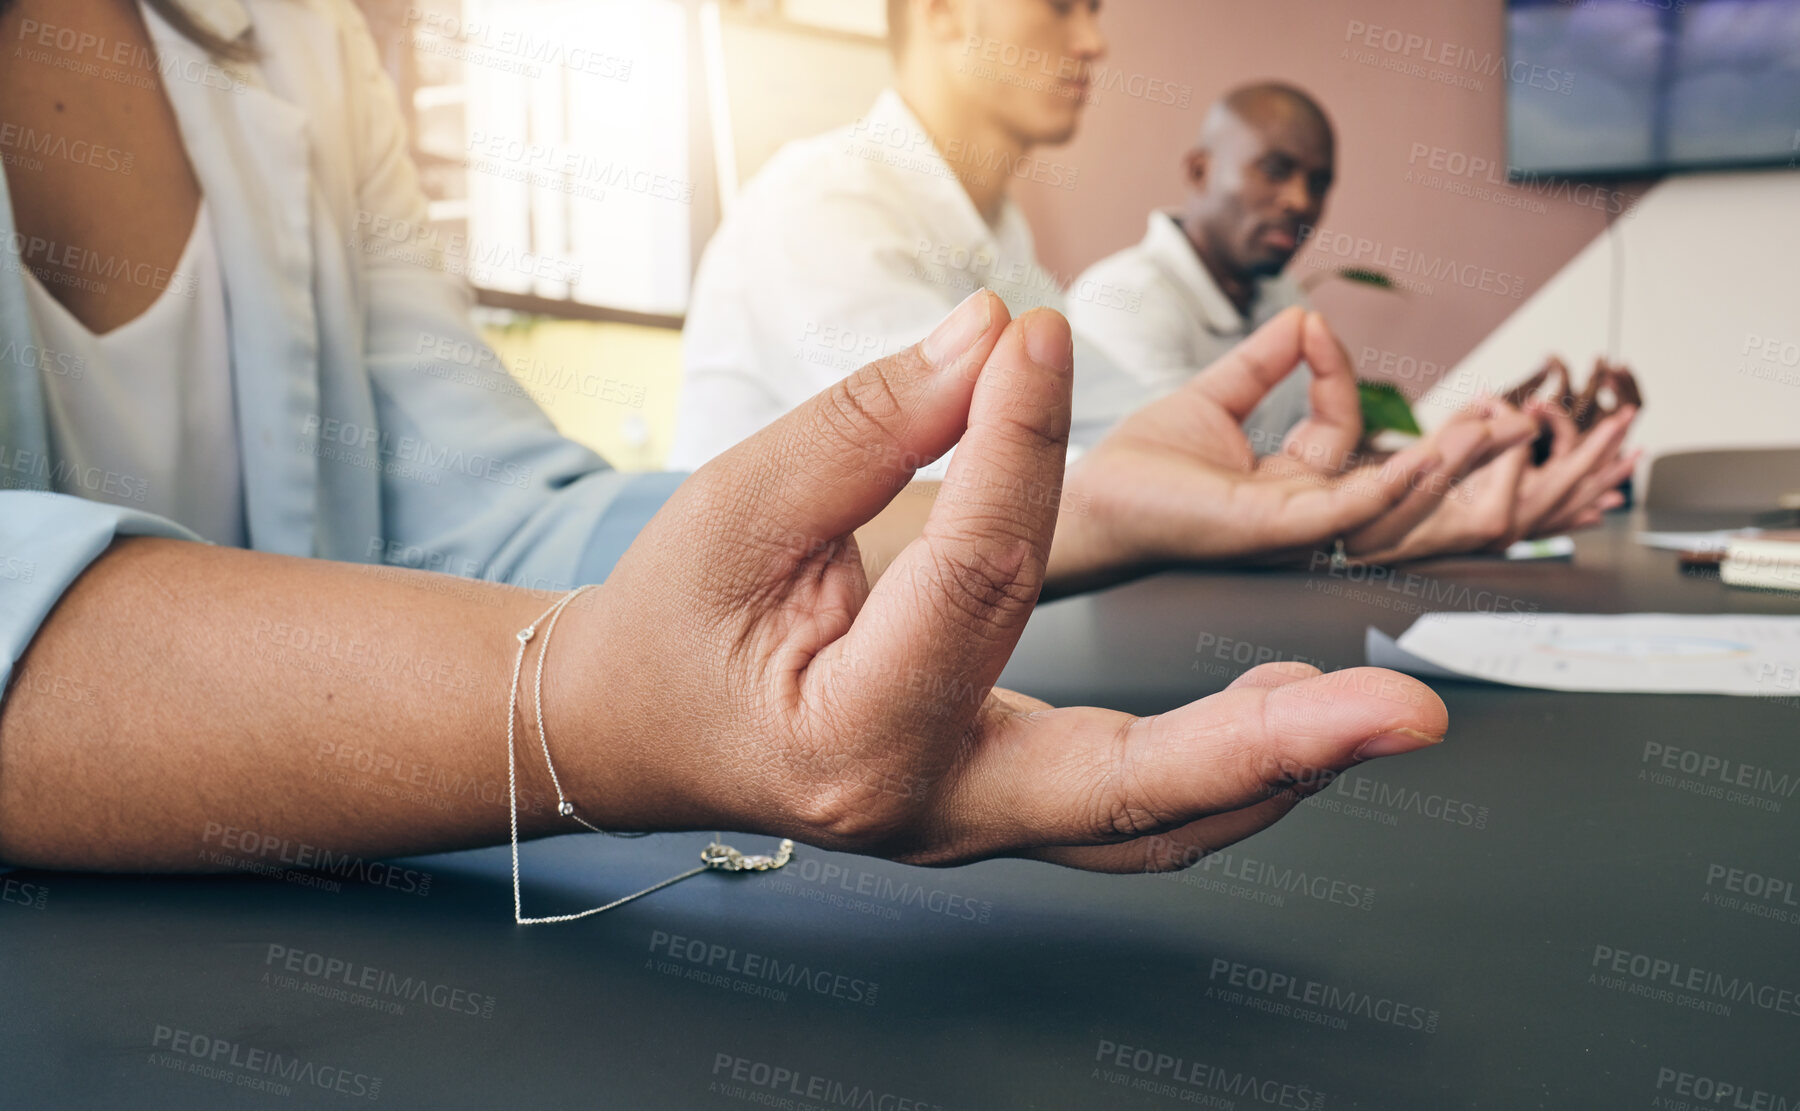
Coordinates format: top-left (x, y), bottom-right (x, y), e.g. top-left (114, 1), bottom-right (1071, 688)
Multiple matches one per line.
top-left (1635, 530), bottom-right (1758, 554)
top-left (1366, 613), bottom-right (1800, 695)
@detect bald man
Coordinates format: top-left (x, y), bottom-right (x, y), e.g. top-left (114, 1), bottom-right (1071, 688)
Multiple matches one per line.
top-left (1071, 83), bottom-right (1336, 454)
top-left (670, 9), bottom-right (1634, 568)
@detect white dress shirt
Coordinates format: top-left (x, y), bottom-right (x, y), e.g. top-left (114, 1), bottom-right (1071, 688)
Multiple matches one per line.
top-left (673, 89), bottom-right (1139, 470)
top-left (1070, 211), bottom-right (1313, 456)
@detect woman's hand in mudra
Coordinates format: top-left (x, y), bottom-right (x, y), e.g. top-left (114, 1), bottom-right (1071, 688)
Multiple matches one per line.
top-left (566, 292), bottom-right (1449, 872)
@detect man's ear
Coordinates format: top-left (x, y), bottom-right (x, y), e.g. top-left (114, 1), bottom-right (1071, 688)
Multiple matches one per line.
top-left (920, 0), bottom-right (973, 52)
top-left (1183, 148), bottom-right (1210, 190)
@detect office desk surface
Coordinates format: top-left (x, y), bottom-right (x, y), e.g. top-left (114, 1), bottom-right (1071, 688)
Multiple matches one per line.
top-left (6, 516), bottom-right (1799, 1110)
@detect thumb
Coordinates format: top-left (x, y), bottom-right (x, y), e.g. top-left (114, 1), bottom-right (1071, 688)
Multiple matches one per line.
top-left (708, 290), bottom-right (1009, 545)
top-left (1184, 306), bottom-right (1308, 425)
top-left (938, 665), bottom-right (1448, 868)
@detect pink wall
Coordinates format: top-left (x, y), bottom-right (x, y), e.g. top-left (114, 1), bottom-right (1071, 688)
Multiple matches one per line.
top-left (1012, 0), bottom-right (1649, 398)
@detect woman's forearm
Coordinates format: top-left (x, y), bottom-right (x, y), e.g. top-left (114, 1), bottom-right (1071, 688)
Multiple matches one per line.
top-left (0, 304), bottom-right (1454, 884)
top-left (0, 538), bottom-right (596, 871)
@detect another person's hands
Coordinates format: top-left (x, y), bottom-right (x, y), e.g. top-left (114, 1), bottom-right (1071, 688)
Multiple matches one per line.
top-left (1050, 308), bottom-right (1459, 585)
top-left (1513, 398), bottom-right (1641, 537)
top-left (1341, 398), bottom-right (1639, 564)
top-left (1050, 303), bottom-right (1637, 572)
top-left (560, 293), bottom-right (1448, 872)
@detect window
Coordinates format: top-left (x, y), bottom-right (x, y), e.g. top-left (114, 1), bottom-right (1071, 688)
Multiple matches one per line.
top-left (353, 0), bottom-right (886, 470)
top-left (364, 0), bottom-right (698, 321)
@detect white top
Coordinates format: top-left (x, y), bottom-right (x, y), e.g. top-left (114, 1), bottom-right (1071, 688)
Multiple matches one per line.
top-left (24, 199), bottom-right (247, 545)
top-left (673, 89), bottom-right (1142, 470)
top-left (1070, 211), bottom-right (1313, 456)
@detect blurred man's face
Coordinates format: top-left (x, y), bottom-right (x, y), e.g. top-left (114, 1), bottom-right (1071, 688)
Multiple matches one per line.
top-left (945, 0), bottom-right (1108, 146)
top-left (1189, 106), bottom-right (1335, 278)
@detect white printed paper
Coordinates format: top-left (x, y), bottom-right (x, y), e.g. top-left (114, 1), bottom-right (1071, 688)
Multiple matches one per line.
top-left (1636, 529), bottom-right (1763, 554)
top-left (1388, 613), bottom-right (1800, 696)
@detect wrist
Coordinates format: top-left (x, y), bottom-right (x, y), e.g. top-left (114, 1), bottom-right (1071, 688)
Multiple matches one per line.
top-left (532, 586), bottom-right (663, 834)
top-left (1045, 460), bottom-right (1144, 599)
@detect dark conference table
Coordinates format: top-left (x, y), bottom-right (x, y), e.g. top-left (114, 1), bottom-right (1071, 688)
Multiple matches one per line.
top-left (6, 515), bottom-right (1799, 1110)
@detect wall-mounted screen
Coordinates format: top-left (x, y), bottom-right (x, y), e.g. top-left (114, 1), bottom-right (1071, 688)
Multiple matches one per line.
top-left (1507, 0), bottom-right (1800, 178)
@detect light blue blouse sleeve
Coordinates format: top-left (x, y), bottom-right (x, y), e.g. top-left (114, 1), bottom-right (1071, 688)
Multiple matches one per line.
top-left (0, 472), bottom-right (684, 723)
top-left (0, 492), bottom-right (200, 694)
top-left (333, 0), bottom-right (688, 593)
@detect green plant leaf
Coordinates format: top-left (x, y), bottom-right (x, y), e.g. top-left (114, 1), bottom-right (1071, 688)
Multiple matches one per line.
top-left (1358, 380), bottom-right (1422, 436)
top-left (1337, 267), bottom-right (1397, 290)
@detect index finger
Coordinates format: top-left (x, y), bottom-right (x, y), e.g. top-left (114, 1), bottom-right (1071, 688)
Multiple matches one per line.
top-left (1281, 310), bottom-right (1366, 472)
top-left (823, 311), bottom-right (1074, 731)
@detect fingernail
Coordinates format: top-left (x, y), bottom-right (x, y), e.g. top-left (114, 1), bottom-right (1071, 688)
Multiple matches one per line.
top-left (1024, 310), bottom-right (1073, 371)
top-left (922, 291), bottom-right (993, 370)
top-left (1353, 728), bottom-right (1444, 760)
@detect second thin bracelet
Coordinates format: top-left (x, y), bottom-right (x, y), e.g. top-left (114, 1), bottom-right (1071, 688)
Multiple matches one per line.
top-left (504, 586), bottom-right (794, 926)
